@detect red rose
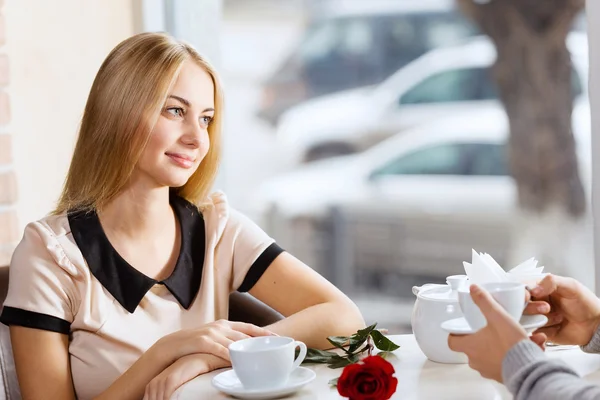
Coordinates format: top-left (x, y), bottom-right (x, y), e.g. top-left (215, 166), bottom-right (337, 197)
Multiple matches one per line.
top-left (337, 355), bottom-right (398, 400)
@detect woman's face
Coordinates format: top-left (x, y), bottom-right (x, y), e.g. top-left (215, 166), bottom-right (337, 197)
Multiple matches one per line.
top-left (136, 60), bottom-right (215, 189)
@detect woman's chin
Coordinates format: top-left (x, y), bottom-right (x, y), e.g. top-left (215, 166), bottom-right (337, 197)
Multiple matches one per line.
top-left (158, 174), bottom-right (193, 189)
top-left (166, 178), bottom-right (191, 188)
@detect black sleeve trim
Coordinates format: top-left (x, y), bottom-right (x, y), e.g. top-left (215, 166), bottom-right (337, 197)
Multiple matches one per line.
top-left (238, 243), bottom-right (285, 293)
top-left (0, 306), bottom-right (71, 334)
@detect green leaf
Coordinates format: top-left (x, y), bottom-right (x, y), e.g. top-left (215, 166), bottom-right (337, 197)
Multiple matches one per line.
top-left (370, 330), bottom-right (400, 352)
top-left (300, 322), bottom-right (397, 370)
top-left (347, 323), bottom-right (378, 353)
top-left (300, 348), bottom-right (339, 364)
top-left (328, 377), bottom-right (339, 387)
top-left (348, 353), bottom-right (360, 364)
top-left (327, 335), bottom-right (351, 353)
top-left (350, 344), bottom-right (371, 357)
top-left (327, 355), bottom-right (354, 369)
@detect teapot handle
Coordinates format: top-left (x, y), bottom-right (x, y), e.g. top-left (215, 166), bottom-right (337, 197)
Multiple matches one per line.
top-left (412, 283), bottom-right (445, 296)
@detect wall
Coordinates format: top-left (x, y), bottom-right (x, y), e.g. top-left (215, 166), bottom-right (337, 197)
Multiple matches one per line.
top-left (0, 0), bottom-right (13, 266)
top-left (1, 0), bottom-right (135, 257)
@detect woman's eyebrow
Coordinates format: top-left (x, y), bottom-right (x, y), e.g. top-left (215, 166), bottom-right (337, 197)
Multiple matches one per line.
top-left (168, 95), bottom-right (214, 113)
top-left (168, 95), bottom-right (190, 107)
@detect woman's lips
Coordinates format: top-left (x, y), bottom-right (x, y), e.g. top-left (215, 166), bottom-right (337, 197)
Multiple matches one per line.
top-left (166, 152), bottom-right (195, 168)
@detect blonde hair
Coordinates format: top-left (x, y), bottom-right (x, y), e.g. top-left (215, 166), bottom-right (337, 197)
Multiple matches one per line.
top-left (54, 32), bottom-right (223, 214)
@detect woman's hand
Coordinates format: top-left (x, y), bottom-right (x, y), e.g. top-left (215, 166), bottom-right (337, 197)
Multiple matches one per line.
top-left (528, 274), bottom-right (600, 346)
top-left (143, 353), bottom-right (229, 400)
top-left (448, 284), bottom-right (544, 382)
top-left (154, 320), bottom-right (275, 364)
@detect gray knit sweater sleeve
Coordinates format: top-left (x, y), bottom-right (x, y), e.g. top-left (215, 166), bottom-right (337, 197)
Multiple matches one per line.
top-left (582, 324), bottom-right (600, 353)
top-left (502, 340), bottom-right (600, 400)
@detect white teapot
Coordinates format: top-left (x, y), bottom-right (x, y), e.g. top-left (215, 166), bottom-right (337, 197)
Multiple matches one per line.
top-left (411, 275), bottom-right (469, 364)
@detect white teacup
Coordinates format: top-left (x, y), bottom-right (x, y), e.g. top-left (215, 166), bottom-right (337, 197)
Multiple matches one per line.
top-left (458, 282), bottom-right (526, 332)
top-left (229, 336), bottom-right (307, 390)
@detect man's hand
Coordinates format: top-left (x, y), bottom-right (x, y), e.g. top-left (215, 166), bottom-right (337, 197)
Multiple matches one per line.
top-left (528, 274), bottom-right (600, 346)
top-left (448, 284), bottom-right (537, 382)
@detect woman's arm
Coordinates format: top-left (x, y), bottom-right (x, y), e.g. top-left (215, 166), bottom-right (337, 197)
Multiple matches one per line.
top-left (11, 326), bottom-right (171, 400)
top-left (11, 319), bottom-right (274, 400)
top-left (11, 326), bottom-right (77, 399)
top-left (249, 252), bottom-right (366, 349)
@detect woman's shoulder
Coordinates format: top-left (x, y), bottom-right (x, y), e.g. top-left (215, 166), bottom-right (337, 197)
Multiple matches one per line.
top-left (11, 212), bottom-right (82, 276)
top-left (24, 212), bottom-right (72, 241)
top-left (200, 190), bottom-right (231, 219)
top-left (198, 191), bottom-right (255, 238)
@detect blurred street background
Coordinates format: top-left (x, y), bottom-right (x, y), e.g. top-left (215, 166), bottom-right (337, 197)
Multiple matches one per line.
top-left (219, 0), bottom-right (592, 333)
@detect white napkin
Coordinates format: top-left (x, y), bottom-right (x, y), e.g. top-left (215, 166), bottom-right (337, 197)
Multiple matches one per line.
top-left (463, 249), bottom-right (547, 286)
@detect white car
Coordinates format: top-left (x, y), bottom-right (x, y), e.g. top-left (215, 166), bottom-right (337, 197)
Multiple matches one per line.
top-left (276, 33), bottom-right (589, 165)
top-left (256, 102), bottom-right (591, 278)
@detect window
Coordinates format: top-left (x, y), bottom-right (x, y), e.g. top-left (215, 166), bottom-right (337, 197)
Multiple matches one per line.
top-left (399, 67), bottom-right (497, 105)
top-left (571, 67), bottom-right (583, 98)
top-left (379, 11), bottom-right (479, 77)
top-left (372, 142), bottom-right (509, 178)
top-left (341, 20), bottom-right (374, 56)
top-left (298, 23), bottom-right (338, 63)
top-left (299, 18), bottom-right (377, 93)
top-left (400, 65), bottom-right (582, 106)
top-left (373, 143), bottom-right (470, 176)
top-left (299, 19), bottom-right (375, 63)
top-left (467, 143), bottom-right (508, 176)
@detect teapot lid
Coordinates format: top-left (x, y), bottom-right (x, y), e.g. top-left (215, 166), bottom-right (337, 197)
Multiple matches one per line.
top-left (418, 285), bottom-right (457, 301)
top-left (417, 275), bottom-right (469, 301)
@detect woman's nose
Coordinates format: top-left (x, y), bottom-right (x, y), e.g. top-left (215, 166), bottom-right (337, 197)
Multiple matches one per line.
top-left (182, 122), bottom-right (203, 148)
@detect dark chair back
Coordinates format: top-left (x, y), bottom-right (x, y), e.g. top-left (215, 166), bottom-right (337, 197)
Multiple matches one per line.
top-left (0, 266), bottom-right (20, 400)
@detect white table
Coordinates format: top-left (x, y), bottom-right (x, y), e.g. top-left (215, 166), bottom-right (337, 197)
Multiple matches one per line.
top-left (173, 334), bottom-right (600, 399)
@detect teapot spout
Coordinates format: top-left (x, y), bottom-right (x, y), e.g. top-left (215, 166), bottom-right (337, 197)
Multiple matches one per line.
top-left (412, 283), bottom-right (443, 296)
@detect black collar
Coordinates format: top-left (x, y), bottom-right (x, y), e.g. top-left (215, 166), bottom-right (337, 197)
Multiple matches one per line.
top-left (68, 194), bottom-right (205, 313)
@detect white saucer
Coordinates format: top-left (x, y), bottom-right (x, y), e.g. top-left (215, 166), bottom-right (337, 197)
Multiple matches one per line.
top-left (441, 314), bottom-right (548, 335)
top-left (211, 367), bottom-right (316, 399)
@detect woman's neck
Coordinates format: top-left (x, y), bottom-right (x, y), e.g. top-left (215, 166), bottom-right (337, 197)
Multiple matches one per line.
top-left (98, 185), bottom-right (173, 239)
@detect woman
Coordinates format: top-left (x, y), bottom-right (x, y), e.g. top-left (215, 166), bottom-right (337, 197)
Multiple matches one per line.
top-left (0, 32), bottom-right (365, 400)
top-left (448, 274), bottom-right (600, 400)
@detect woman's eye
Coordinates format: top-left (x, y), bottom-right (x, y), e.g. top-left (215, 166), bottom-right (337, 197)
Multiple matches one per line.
top-left (166, 107), bottom-right (184, 117)
top-left (200, 116), bottom-right (213, 128)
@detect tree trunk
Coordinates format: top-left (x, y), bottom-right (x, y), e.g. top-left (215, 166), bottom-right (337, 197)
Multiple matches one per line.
top-left (457, 0), bottom-right (592, 283)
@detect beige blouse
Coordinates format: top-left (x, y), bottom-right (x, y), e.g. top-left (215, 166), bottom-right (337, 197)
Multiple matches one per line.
top-left (0, 192), bottom-right (283, 399)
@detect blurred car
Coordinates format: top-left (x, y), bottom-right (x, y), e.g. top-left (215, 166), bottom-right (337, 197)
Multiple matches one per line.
top-left (257, 0), bottom-right (480, 125)
top-left (254, 102), bottom-right (591, 278)
top-left (275, 32), bottom-right (589, 164)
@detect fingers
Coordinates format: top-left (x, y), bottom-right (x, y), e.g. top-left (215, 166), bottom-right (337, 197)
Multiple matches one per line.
top-left (202, 353), bottom-right (231, 370)
top-left (534, 325), bottom-right (561, 341)
top-left (530, 332), bottom-right (547, 350)
top-left (447, 333), bottom-right (468, 352)
top-left (222, 329), bottom-right (251, 343)
top-left (180, 320), bottom-right (277, 362)
top-left (523, 300), bottom-right (551, 315)
top-left (543, 312), bottom-right (564, 327)
top-left (145, 355), bottom-right (212, 400)
top-left (226, 321), bottom-right (277, 337)
top-left (530, 274), bottom-right (581, 299)
top-left (196, 335), bottom-right (230, 361)
top-left (144, 380), bottom-right (163, 400)
top-left (469, 285), bottom-right (513, 324)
